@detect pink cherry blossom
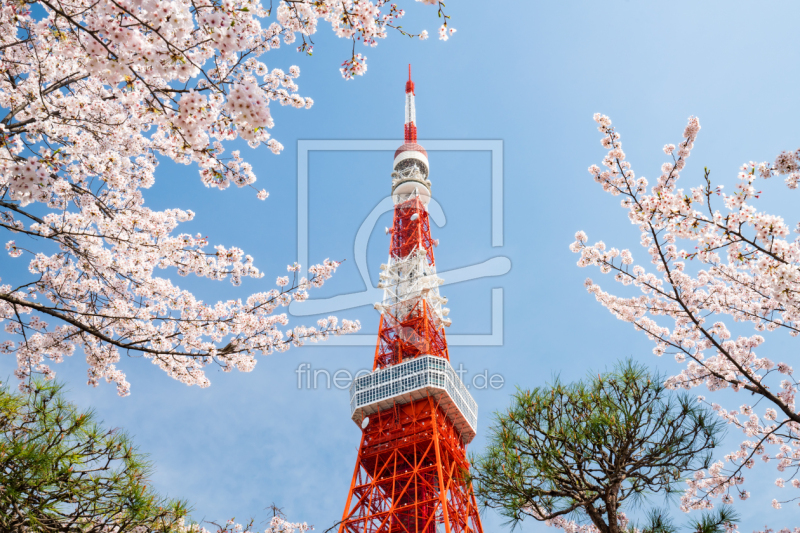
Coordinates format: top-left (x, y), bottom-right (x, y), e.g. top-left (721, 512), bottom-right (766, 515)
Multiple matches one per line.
top-left (572, 113), bottom-right (800, 516)
top-left (0, 0), bottom-right (460, 395)
top-left (175, 516), bottom-right (311, 533)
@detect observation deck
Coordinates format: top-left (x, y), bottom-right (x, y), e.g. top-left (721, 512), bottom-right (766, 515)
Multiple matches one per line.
top-left (350, 355), bottom-right (478, 444)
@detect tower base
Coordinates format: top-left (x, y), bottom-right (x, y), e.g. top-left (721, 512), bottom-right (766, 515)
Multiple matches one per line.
top-left (339, 396), bottom-right (483, 533)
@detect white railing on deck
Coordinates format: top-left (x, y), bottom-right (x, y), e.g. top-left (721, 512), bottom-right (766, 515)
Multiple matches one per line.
top-left (349, 355), bottom-right (477, 433)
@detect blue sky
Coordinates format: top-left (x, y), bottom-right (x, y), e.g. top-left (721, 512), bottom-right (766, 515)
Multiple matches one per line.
top-left (3, 1), bottom-right (800, 531)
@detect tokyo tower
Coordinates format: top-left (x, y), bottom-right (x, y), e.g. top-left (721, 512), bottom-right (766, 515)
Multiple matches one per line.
top-left (338, 67), bottom-right (484, 533)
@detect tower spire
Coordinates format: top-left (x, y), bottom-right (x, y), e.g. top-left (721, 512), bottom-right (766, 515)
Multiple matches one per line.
top-left (404, 64), bottom-right (417, 142)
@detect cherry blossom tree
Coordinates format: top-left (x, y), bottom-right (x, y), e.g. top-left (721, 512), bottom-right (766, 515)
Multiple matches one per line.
top-left (570, 113), bottom-right (800, 519)
top-left (0, 0), bottom-right (452, 395)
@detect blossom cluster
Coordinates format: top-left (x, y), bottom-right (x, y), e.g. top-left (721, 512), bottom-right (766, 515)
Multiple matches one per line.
top-left (571, 114), bottom-right (800, 515)
top-left (5, 156), bottom-right (50, 206)
top-left (340, 53), bottom-right (369, 80)
top-left (438, 24), bottom-right (456, 41)
top-left (173, 516), bottom-right (312, 533)
top-left (276, 0), bottom-right (452, 75)
top-left (542, 513), bottom-right (632, 533)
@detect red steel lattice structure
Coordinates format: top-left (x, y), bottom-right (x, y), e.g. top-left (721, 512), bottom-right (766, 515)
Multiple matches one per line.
top-left (339, 68), bottom-right (483, 533)
top-left (373, 297), bottom-right (449, 371)
top-left (390, 197), bottom-right (436, 266)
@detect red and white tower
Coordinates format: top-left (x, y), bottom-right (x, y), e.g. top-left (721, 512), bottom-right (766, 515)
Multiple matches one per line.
top-left (338, 68), bottom-right (484, 533)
